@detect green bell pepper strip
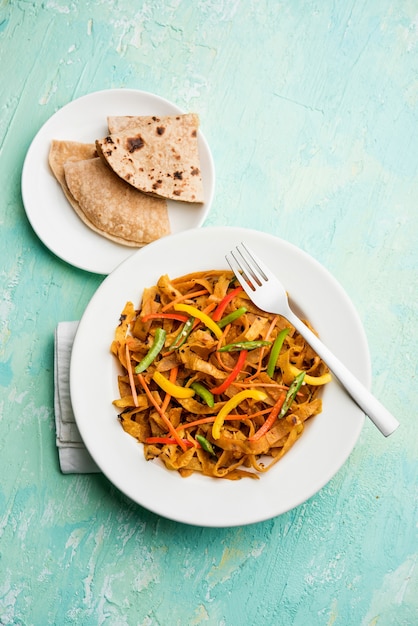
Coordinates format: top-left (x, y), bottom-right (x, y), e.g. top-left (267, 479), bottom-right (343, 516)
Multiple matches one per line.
top-left (218, 340), bottom-right (272, 352)
top-left (190, 381), bottom-right (215, 407)
top-left (266, 328), bottom-right (290, 377)
top-left (278, 371), bottom-right (306, 419)
top-left (167, 316), bottom-right (195, 351)
top-left (134, 328), bottom-right (167, 373)
top-left (217, 306), bottom-right (248, 329)
top-left (196, 434), bottom-right (216, 456)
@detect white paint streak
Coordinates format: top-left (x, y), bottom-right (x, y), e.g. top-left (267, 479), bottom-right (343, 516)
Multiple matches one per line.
top-left (361, 554), bottom-right (418, 625)
top-left (133, 549), bottom-right (160, 591)
top-left (64, 527), bottom-right (86, 562)
top-left (250, 542), bottom-right (266, 558)
top-left (7, 388), bottom-right (29, 405)
top-left (394, 556), bottom-right (416, 605)
top-left (116, 522), bottom-right (137, 556)
top-left (402, 13), bottom-right (418, 51)
top-left (45, 1), bottom-right (71, 15)
top-left (111, 16), bottom-right (145, 55)
top-left (83, 524), bottom-right (106, 606)
top-left (0, 261), bottom-right (24, 349)
top-left (0, 571), bottom-right (25, 625)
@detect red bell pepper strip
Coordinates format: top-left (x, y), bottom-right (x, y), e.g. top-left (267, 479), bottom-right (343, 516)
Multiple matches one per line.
top-left (212, 286), bottom-right (243, 321)
top-left (211, 349), bottom-right (248, 395)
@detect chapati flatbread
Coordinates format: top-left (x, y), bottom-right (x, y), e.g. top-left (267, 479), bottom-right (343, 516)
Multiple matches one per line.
top-left (107, 116), bottom-right (144, 134)
top-left (96, 114), bottom-right (204, 203)
top-left (63, 157), bottom-right (170, 247)
top-left (49, 140), bottom-right (97, 204)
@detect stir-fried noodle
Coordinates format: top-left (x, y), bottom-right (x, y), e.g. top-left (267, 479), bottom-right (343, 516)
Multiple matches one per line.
top-left (111, 270), bottom-right (331, 480)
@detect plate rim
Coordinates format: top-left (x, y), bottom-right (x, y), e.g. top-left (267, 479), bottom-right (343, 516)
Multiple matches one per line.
top-left (21, 88), bottom-right (215, 274)
top-left (70, 226), bottom-right (370, 527)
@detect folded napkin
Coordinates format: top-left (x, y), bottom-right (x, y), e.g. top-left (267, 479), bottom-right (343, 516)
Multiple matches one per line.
top-left (54, 321), bottom-right (100, 473)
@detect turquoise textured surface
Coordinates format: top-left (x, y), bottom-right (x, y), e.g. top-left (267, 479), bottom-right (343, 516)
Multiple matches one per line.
top-left (1, 2), bottom-right (417, 624)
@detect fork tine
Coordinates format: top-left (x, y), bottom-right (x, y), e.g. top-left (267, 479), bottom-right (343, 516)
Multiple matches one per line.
top-left (225, 243), bottom-right (262, 297)
top-left (225, 250), bottom-right (254, 291)
top-left (226, 243), bottom-right (269, 293)
top-left (236, 243), bottom-right (269, 284)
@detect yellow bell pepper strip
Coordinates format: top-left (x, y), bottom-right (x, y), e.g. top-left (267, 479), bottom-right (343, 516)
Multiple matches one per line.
top-left (219, 340), bottom-right (272, 352)
top-left (212, 389), bottom-right (268, 439)
top-left (217, 306), bottom-right (248, 329)
top-left (211, 350), bottom-right (248, 395)
top-left (266, 328), bottom-right (289, 377)
top-left (174, 303), bottom-right (223, 339)
top-left (134, 327), bottom-right (166, 373)
top-left (278, 371), bottom-right (306, 419)
top-left (212, 286), bottom-right (243, 321)
top-left (190, 381), bottom-right (215, 407)
top-left (288, 364), bottom-right (332, 386)
top-left (137, 373), bottom-right (188, 451)
top-left (196, 434), bottom-right (217, 456)
top-left (152, 371), bottom-right (196, 399)
top-left (167, 316), bottom-right (195, 351)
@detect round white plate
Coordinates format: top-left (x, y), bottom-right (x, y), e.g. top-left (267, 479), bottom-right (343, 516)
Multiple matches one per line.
top-left (70, 227), bottom-right (370, 527)
top-left (21, 89), bottom-right (215, 274)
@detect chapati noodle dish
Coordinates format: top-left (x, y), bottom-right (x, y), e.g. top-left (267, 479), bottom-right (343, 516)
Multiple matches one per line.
top-left (111, 270), bottom-right (332, 480)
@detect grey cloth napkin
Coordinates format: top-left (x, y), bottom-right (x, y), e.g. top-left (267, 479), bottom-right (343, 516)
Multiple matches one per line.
top-left (54, 321), bottom-right (100, 473)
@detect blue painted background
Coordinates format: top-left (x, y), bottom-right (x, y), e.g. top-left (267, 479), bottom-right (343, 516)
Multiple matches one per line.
top-left (0, 1), bottom-right (417, 624)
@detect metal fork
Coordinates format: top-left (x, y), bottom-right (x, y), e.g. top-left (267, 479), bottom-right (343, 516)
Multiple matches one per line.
top-left (226, 243), bottom-right (399, 437)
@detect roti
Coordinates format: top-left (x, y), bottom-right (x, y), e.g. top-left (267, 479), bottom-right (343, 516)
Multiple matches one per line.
top-left (63, 158), bottom-right (170, 247)
top-left (96, 114), bottom-right (204, 203)
top-left (49, 140), bottom-right (170, 247)
top-left (48, 140), bottom-right (97, 204)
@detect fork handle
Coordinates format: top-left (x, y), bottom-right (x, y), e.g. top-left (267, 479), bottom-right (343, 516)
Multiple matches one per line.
top-left (287, 311), bottom-right (400, 437)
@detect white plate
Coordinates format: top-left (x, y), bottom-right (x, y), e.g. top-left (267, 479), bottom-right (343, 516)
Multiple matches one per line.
top-left (70, 227), bottom-right (370, 527)
top-left (21, 89), bottom-right (215, 274)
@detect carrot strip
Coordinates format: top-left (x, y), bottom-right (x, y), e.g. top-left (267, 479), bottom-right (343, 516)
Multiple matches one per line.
top-left (161, 289), bottom-right (209, 312)
top-left (202, 302), bottom-right (217, 315)
top-left (161, 366), bottom-right (178, 413)
top-left (125, 344), bottom-right (139, 407)
top-left (234, 381), bottom-right (289, 390)
top-left (137, 373), bottom-right (187, 451)
top-left (192, 301), bottom-right (217, 329)
top-left (145, 436), bottom-right (195, 447)
top-left (141, 312), bottom-right (188, 323)
top-left (176, 409), bottom-right (272, 432)
top-left (248, 392), bottom-right (286, 441)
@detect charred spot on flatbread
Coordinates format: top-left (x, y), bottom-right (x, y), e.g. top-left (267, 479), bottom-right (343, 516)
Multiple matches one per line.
top-left (126, 135), bottom-right (145, 152)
